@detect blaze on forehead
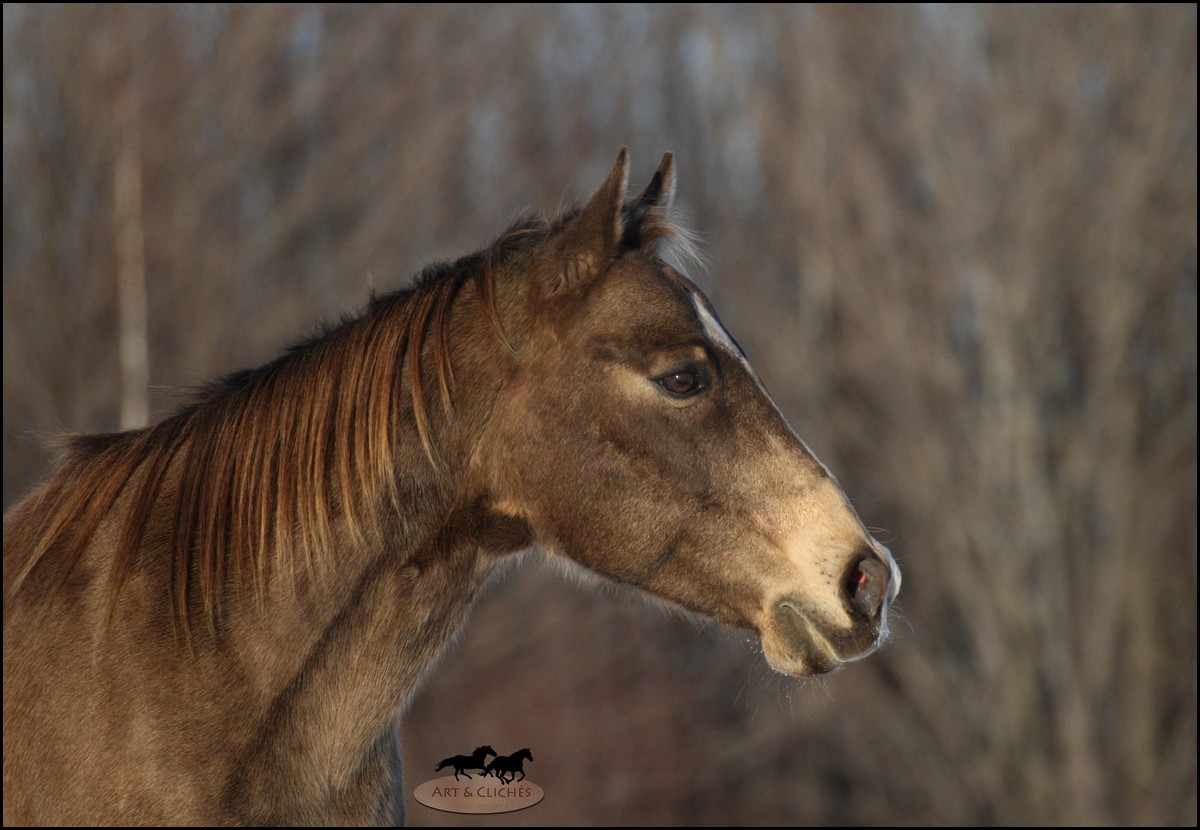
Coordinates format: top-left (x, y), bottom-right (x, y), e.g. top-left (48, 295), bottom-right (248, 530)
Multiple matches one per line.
top-left (651, 263), bottom-right (748, 364)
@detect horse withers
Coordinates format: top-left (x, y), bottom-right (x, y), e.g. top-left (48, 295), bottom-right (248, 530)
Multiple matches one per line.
top-left (3, 149), bottom-right (899, 824)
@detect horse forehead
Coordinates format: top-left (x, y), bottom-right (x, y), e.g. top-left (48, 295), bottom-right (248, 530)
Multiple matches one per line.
top-left (583, 262), bottom-right (749, 366)
top-left (577, 265), bottom-right (699, 345)
top-left (595, 259), bottom-right (692, 313)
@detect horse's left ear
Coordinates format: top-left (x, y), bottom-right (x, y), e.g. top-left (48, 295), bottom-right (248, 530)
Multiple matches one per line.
top-left (541, 147), bottom-right (629, 296)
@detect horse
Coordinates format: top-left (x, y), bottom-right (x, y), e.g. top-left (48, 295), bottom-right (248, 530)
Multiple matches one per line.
top-left (2, 148), bottom-right (900, 825)
top-left (482, 748), bottom-right (533, 785)
top-left (434, 745), bottom-right (496, 781)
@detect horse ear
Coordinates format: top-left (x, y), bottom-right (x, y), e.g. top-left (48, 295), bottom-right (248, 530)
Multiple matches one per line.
top-left (622, 152), bottom-right (684, 254)
top-left (543, 147), bottom-right (629, 296)
top-left (634, 152), bottom-right (675, 213)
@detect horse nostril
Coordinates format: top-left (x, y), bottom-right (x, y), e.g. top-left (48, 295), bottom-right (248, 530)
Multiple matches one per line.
top-left (845, 555), bottom-right (888, 621)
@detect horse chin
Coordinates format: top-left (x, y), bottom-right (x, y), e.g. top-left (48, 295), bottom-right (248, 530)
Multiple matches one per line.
top-left (761, 635), bottom-right (842, 677)
top-left (760, 601), bottom-right (843, 677)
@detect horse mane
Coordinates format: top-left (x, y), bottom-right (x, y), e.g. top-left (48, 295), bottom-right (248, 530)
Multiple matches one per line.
top-left (8, 199), bottom-right (697, 636)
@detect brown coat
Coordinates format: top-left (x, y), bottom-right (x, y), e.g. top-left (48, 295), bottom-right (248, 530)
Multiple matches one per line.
top-left (4, 150), bottom-right (898, 824)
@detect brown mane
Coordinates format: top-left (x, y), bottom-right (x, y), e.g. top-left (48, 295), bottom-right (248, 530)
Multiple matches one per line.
top-left (9, 204), bottom-right (694, 637)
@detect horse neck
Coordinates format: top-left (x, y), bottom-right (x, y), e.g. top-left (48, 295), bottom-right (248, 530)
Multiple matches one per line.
top-left (1, 264), bottom-right (535, 821)
top-left (223, 513), bottom-right (499, 819)
top-left (212, 293), bottom-right (526, 817)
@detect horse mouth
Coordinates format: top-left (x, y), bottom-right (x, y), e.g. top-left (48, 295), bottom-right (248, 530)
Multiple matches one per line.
top-left (763, 599), bottom-right (883, 677)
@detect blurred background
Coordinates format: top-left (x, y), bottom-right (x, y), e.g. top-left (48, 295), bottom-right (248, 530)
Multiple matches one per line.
top-left (3, 4), bottom-right (1195, 825)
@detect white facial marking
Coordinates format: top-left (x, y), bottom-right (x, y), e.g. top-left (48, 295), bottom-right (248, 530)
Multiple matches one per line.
top-left (689, 292), bottom-right (749, 369)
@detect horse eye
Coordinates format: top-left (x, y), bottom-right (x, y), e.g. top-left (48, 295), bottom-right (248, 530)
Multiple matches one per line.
top-left (659, 370), bottom-right (701, 397)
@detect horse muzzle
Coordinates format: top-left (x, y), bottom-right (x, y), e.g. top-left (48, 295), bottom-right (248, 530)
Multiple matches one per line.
top-left (762, 547), bottom-right (899, 676)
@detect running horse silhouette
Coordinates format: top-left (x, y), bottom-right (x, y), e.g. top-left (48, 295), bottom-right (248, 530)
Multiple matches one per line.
top-left (482, 748), bottom-right (533, 785)
top-left (434, 745), bottom-right (496, 781)
top-left (3, 149), bottom-right (899, 825)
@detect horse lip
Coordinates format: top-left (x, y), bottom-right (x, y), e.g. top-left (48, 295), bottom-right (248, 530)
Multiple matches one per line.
top-left (777, 597), bottom-right (886, 664)
top-left (772, 599), bottom-right (840, 675)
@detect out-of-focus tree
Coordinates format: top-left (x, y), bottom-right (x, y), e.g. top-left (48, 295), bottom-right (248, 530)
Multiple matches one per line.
top-left (4, 5), bottom-right (1195, 825)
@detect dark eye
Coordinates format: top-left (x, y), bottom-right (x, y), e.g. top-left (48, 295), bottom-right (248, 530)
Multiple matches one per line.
top-left (658, 370), bottom-right (702, 397)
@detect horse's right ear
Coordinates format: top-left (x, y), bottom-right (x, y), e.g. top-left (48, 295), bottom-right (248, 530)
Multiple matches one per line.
top-left (540, 147), bottom-right (629, 297)
top-left (622, 152), bottom-right (678, 251)
top-left (634, 152), bottom-right (675, 214)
